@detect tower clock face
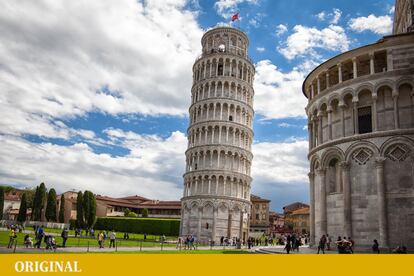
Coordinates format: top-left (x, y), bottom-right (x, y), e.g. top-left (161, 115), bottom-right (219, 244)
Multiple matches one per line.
top-left (218, 44), bottom-right (226, 52)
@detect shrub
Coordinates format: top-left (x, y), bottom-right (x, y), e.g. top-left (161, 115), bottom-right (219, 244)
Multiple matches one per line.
top-left (94, 217), bottom-right (180, 236)
top-left (126, 211), bottom-right (137, 217)
top-left (141, 208), bottom-right (148, 218)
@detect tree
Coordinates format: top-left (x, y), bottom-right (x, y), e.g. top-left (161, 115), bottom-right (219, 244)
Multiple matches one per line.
top-left (32, 183), bottom-right (46, 221)
top-left (59, 194), bottom-right (65, 223)
top-left (0, 187), bottom-right (4, 220)
top-left (45, 188), bottom-right (57, 222)
top-left (124, 208), bottom-right (131, 216)
top-left (76, 191), bottom-right (84, 228)
top-left (126, 211), bottom-right (137, 217)
top-left (83, 191), bottom-right (96, 229)
top-left (17, 193), bottom-right (28, 222)
top-left (142, 208), bottom-right (149, 218)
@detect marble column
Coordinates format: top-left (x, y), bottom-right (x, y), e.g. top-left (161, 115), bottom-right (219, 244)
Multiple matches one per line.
top-left (369, 52), bottom-right (375, 75)
top-left (311, 84), bottom-right (315, 99)
top-left (317, 168), bottom-right (327, 236)
top-left (326, 71), bottom-right (330, 89)
top-left (317, 113), bottom-right (323, 145)
top-left (308, 172), bottom-right (316, 245)
top-left (339, 102), bottom-right (346, 137)
top-left (212, 206), bottom-right (218, 242)
top-left (317, 77), bottom-right (321, 95)
top-left (341, 161), bottom-right (352, 238)
top-left (352, 57), bottom-right (358, 79)
top-left (372, 94), bottom-right (378, 131)
top-left (393, 93), bottom-right (400, 129)
top-left (375, 157), bottom-right (389, 248)
top-left (312, 116), bottom-right (318, 147)
top-left (353, 100), bottom-right (359, 134)
top-left (239, 211), bottom-right (243, 239)
top-left (197, 206), bottom-right (203, 239)
top-left (308, 122), bottom-right (313, 150)
top-left (338, 63), bottom-right (343, 83)
top-left (327, 106), bottom-right (333, 141)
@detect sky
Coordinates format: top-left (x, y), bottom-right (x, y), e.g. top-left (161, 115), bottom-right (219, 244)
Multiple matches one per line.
top-left (0, 0), bottom-right (395, 212)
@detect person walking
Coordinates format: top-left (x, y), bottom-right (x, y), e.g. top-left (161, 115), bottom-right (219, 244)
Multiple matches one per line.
top-left (284, 239), bottom-right (291, 254)
top-left (98, 231), bottom-right (104, 248)
top-left (61, 228), bottom-right (69, 248)
top-left (109, 230), bottom-right (116, 248)
top-left (317, 235), bottom-right (326, 254)
top-left (7, 228), bottom-right (16, 248)
top-left (372, 239), bottom-right (380, 254)
top-left (348, 237), bottom-right (354, 253)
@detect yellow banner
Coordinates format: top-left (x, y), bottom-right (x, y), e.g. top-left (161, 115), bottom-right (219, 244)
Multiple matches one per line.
top-left (0, 254), bottom-right (413, 275)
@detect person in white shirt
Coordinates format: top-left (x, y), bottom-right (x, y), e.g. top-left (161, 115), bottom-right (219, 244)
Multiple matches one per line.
top-left (109, 231), bottom-right (116, 248)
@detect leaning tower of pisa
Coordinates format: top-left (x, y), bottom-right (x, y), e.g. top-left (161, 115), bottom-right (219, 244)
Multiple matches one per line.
top-left (180, 26), bottom-right (255, 244)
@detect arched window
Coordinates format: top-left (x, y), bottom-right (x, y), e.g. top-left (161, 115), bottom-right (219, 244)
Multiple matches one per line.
top-left (358, 106), bottom-right (372, 134)
top-left (327, 158), bottom-right (342, 193)
top-left (229, 116), bottom-right (233, 121)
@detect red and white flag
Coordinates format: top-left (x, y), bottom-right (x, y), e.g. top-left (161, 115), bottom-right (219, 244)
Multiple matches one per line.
top-left (231, 12), bottom-right (239, 22)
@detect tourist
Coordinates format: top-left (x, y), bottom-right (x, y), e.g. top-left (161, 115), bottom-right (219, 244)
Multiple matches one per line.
top-left (317, 235), bottom-right (326, 254)
top-left (98, 231), bottom-right (104, 248)
top-left (220, 236), bottom-right (224, 246)
top-left (392, 246), bottom-right (407, 254)
top-left (176, 236), bottom-right (183, 249)
top-left (109, 230), bottom-right (116, 248)
top-left (61, 228), bottom-right (69, 248)
top-left (284, 239), bottom-right (291, 254)
top-left (348, 237), bottom-right (354, 253)
top-left (7, 227), bottom-right (17, 248)
top-left (295, 237), bottom-right (301, 252)
top-left (326, 234), bottom-right (331, 250)
top-left (24, 234), bottom-right (33, 248)
top-left (372, 239), bottom-right (380, 254)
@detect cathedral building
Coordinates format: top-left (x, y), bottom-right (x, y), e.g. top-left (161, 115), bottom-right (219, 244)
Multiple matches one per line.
top-left (303, 2), bottom-right (414, 250)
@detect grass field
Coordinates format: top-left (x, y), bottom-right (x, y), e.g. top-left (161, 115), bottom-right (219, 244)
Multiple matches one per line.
top-left (0, 230), bottom-right (176, 248)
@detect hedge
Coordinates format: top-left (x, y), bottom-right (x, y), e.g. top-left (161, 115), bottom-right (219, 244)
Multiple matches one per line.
top-left (94, 217), bottom-right (180, 236)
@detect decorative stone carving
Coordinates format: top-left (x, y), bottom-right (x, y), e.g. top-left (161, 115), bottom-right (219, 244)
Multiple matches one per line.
top-left (352, 148), bottom-right (373, 165)
top-left (385, 144), bottom-right (411, 161)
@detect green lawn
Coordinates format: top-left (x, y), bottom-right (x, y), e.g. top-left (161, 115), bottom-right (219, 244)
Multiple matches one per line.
top-left (0, 230), bottom-right (176, 248)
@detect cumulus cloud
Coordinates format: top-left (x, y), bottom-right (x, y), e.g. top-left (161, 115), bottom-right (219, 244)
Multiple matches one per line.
top-left (256, 47), bottom-right (265, 52)
top-left (251, 140), bottom-right (309, 197)
top-left (0, 131), bottom-right (188, 199)
top-left (214, 0), bottom-right (258, 18)
top-left (0, 0), bottom-right (203, 140)
top-left (316, 8), bottom-right (342, 24)
top-left (278, 24), bottom-right (350, 60)
top-left (275, 24), bottom-right (288, 36)
top-left (253, 60), bottom-right (309, 119)
top-left (348, 14), bottom-right (393, 35)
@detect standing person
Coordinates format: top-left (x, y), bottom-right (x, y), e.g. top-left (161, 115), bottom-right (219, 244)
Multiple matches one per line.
top-left (176, 236), bottom-right (183, 249)
top-left (348, 237), bottom-right (355, 253)
top-left (7, 227), bottom-right (16, 248)
top-left (372, 239), bottom-right (380, 254)
top-left (336, 236), bottom-right (343, 253)
top-left (295, 237), bottom-right (301, 252)
top-left (109, 230), bottom-right (116, 248)
top-left (317, 235), bottom-right (326, 254)
top-left (284, 239), bottom-right (291, 254)
top-left (98, 231), bottom-right (104, 248)
top-left (326, 234), bottom-right (331, 251)
top-left (61, 228), bottom-right (69, 248)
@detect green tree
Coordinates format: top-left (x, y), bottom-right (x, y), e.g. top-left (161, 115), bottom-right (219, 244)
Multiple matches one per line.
top-left (142, 208), bottom-right (149, 218)
top-left (83, 191), bottom-right (96, 229)
top-left (124, 208), bottom-right (131, 216)
top-left (32, 183), bottom-right (46, 221)
top-left (17, 192), bottom-right (28, 222)
top-left (45, 188), bottom-right (57, 222)
top-left (76, 191), bottom-right (84, 228)
top-left (59, 194), bottom-right (65, 223)
top-left (126, 211), bottom-right (137, 217)
top-left (0, 187), bottom-right (4, 220)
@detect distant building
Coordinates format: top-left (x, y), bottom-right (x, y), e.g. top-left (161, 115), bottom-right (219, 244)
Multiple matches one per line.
top-left (57, 192), bottom-right (181, 223)
top-left (282, 202), bottom-right (310, 234)
top-left (268, 211), bottom-right (285, 235)
top-left (1, 189), bottom-right (32, 221)
top-left (393, 0), bottom-right (414, 34)
top-left (249, 195), bottom-right (270, 233)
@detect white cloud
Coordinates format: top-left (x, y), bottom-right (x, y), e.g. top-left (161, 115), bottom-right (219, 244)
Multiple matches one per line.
top-left (0, 0), bottom-right (203, 139)
top-left (331, 8), bottom-right (342, 24)
top-left (275, 24), bottom-right (288, 36)
top-left (315, 8), bottom-right (342, 24)
top-left (388, 5), bottom-right (395, 14)
top-left (0, 131), bottom-right (188, 200)
top-left (256, 47), bottom-right (265, 52)
top-left (214, 0), bottom-right (258, 18)
top-left (252, 140), bottom-right (309, 185)
top-left (316, 11), bottom-right (326, 21)
top-left (278, 24), bottom-right (350, 60)
top-left (348, 14), bottom-right (393, 35)
top-left (253, 60), bottom-right (308, 119)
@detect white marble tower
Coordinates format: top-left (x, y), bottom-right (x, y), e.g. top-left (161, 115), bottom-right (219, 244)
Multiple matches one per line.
top-left (180, 26), bottom-right (255, 244)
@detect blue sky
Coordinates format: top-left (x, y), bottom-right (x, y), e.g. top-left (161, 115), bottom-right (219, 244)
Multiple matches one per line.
top-left (0, 0), bottom-right (394, 212)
